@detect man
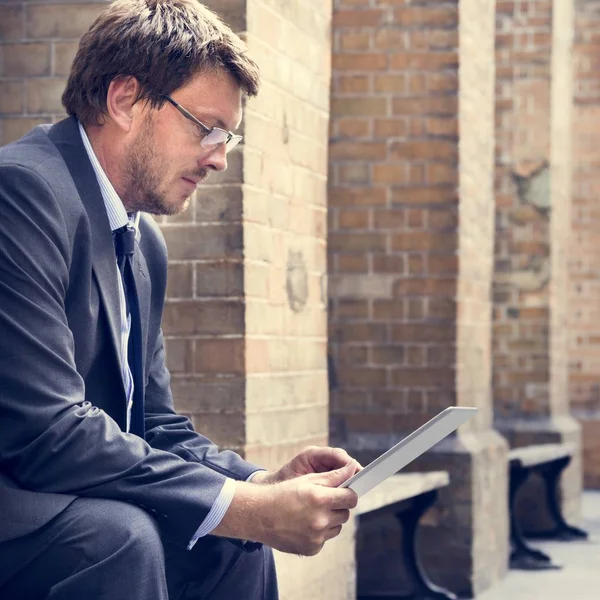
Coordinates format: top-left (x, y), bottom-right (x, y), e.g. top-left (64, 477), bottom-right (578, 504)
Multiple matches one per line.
top-left (0, 1), bottom-right (360, 598)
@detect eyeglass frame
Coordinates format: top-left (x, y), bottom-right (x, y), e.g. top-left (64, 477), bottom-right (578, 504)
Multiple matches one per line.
top-left (161, 94), bottom-right (243, 153)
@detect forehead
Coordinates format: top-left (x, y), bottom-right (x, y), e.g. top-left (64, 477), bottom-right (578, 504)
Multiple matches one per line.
top-left (175, 70), bottom-right (243, 130)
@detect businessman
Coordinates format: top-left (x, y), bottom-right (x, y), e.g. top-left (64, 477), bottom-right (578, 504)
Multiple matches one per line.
top-left (0, 1), bottom-right (359, 598)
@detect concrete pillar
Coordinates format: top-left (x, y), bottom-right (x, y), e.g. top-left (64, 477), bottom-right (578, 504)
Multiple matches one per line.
top-left (569, 0), bottom-right (600, 490)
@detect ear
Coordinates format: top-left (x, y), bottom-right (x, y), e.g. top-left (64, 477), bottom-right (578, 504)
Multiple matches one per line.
top-left (106, 76), bottom-right (141, 132)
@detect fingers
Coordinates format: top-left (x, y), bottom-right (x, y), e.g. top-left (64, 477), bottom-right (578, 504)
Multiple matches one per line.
top-left (310, 460), bottom-right (356, 488)
top-left (323, 524), bottom-right (343, 542)
top-left (330, 508), bottom-right (351, 527)
top-left (307, 446), bottom-right (357, 473)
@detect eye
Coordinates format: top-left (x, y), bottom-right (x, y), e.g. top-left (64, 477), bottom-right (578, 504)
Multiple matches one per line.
top-left (192, 123), bottom-right (208, 139)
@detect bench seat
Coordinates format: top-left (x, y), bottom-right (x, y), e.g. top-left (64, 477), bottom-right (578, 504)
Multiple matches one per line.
top-left (356, 472), bottom-right (456, 600)
top-left (357, 472), bottom-right (450, 516)
top-left (508, 442), bottom-right (588, 571)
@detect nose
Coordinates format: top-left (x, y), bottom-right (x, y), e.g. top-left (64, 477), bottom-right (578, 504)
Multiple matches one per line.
top-left (201, 143), bottom-right (228, 172)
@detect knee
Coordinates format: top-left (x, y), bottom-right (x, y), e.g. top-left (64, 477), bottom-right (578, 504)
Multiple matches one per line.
top-left (72, 498), bottom-right (164, 566)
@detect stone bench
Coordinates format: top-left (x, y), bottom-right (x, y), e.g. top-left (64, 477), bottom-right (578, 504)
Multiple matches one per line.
top-left (355, 472), bottom-right (456, 600)
top-left (508, 442), bottom-right (588, 570)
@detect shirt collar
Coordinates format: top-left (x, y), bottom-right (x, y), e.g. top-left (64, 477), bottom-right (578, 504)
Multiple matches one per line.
top-left (78, 121), bottom-right (141, 238)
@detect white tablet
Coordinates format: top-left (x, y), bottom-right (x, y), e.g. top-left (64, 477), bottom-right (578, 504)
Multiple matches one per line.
top-left (339, 406), bottom-right (478, 497)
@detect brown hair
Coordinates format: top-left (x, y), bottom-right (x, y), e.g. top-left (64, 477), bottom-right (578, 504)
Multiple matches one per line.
top-left (62, 0), bottom-right (260, 126)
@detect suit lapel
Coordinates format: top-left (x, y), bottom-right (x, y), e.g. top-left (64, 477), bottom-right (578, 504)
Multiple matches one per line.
top-left (47, 118), bottom-right (126, 397)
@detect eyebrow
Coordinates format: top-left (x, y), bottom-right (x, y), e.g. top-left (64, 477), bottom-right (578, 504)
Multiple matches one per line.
top-left (199, 112), bottom-right (240, 132)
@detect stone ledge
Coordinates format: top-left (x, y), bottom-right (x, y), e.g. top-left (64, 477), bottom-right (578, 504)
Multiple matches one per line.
top-left (355, 471), bottom-right (450, 516)
top-left (509, 443), bottom-right (576, 468)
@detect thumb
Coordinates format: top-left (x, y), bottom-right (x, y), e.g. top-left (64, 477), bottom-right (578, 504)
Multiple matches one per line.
top-left (311, 461), bottom-right (356, 488)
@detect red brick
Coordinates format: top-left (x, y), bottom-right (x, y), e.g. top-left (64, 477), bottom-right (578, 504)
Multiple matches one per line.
top-left (372, 255), bottom-right (405, 275)
top-left (374, 118), bottom-right (408, 137)
top-left (391, 187), bottom-right (457, 206)
top-left (333, 9), bottom-right (386, 27)
top-left (373, 163), bottom-right (409, 184)
top-left (373, 300), bottom-right (405, 320)
top-left (332, 96), bottom-right (388, 116)
top-left (338, 345), bottom-right (369, 365)
top-left (391, 366), bottom-right (456, 388)
top-left (409, 73), bottom-right (427, 94)
top-left (393, 277), bottom-right (456, 297)
top-left (427, 163), bottom-right (458, 185)
top-left (336, 323), bottom-right (388, 343)
top-left (336, 299), bottom-right (369, 319)
top-left (1, 43), bottom-right (50, 77)
top-left (391, 140), bottom-right (458, 161)
top-left (330, 188), bottom-right (387, 206)
top-left (374, 74), bottom-right (407, 93)
top-left (373, 27), bottom-right (408, 51)
top-left (407, 255), bottom-right (425, 275)
top-left (329, 140), bottom-right (387, 160)
top-left (391, 232), bottom-right (456, 252)
top-left (166, 263), bottom-right (194, 299)
top-left (429, 255), bottom-right (459, 275)
top-left (195, 339), bottom-right (245, 374)
top-left (391, 323), bottom-right (456, 343)
top-left (337, 367), bottom-right (387, 388)
top-left (339, 30), bottom-right (372, 52)
top-left (373, 209), bottom-right (405, 229)
top-left (335, 117), bottom-right (371, 138)
top-left (372, 345), bottom-right (405, 365)
top-left (329, 232), bottom-right (387, 252)
top-left (337, 254), bottom-right (370, 273)
top-left (332, 53), bottom-right (388, 71)
top-left (334, 74), bottom-right (370, 93)
top-left (393, 7), bottom-right (458, 28)
top-left (339, 208), bottom-right (370, 229)
top-left (393, 96), bottom-right (458, 116)
top-left (426, 117), bottom-right (458, 136)
top-left (162, 301), bottom-right (244, 335)
top-left (0, 6), bottom-right (25, 41)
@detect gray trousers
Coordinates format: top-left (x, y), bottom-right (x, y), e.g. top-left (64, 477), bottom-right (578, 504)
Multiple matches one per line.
top-left (0, 497), bottom-right (278, 600)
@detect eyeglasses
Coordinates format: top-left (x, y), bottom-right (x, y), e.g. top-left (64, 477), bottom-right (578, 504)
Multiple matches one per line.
top-left (162, 95), bottom-right (242, 153)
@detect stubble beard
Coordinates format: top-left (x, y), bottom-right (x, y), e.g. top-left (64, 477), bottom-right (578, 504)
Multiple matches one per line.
top-left (122, 118), bottom-right (191, 216)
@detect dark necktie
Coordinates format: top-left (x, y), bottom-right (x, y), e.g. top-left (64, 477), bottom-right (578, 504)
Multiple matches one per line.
top-left (113, 225), bottom-right (145, 438)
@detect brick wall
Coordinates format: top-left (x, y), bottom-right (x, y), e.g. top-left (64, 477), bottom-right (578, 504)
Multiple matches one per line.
top-left (570, 0), bottom-right (600, 489)
top-left (0, 1), bottom-right (107, 144)
top-left (329, 0), bottom-right (463, 457)
top-left (493, 0), bottom-right (554, 424)
top-left (328, 0), bottom-right (508, 596)
top-left (158, 0), bottom-right (248, 455)
top-left (492, 0), bottom-right (581, 529)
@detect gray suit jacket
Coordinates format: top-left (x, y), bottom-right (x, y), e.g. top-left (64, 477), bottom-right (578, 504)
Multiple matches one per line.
top-left (0, 117), bottom-right (259, 547)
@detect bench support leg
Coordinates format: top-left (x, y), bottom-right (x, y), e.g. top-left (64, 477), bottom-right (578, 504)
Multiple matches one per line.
top-left (394, 490), bottom-right (457, 600)
top-left (525, 457), bottom-right (589, 541)
top-left (509, 465), bottom-right (560, 570)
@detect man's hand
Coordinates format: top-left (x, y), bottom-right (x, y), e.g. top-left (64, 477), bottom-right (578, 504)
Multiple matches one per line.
top-left (212, 461), bottom-right (360, 556)
top-left (251, 445), bottom-right (362, 485)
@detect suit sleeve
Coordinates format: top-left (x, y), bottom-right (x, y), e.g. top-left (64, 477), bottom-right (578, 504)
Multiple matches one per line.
top-left (144, 328), bottom-right (262, 481)
top-left (0, 164), bottom-right (244, 547)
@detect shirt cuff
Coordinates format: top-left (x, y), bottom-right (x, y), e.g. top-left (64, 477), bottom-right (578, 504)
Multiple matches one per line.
top-left (187, 477), bottom-right (236, 550)
top-left (246, 469), bottom-right (266, 482)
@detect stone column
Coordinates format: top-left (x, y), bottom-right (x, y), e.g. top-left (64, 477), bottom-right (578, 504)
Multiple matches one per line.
top-left (328, 0), bottom-right (507, 595)
top-left (569, 0), bottom-right (600, 490)
top-left (493, 0), bottom-right (581, 527)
